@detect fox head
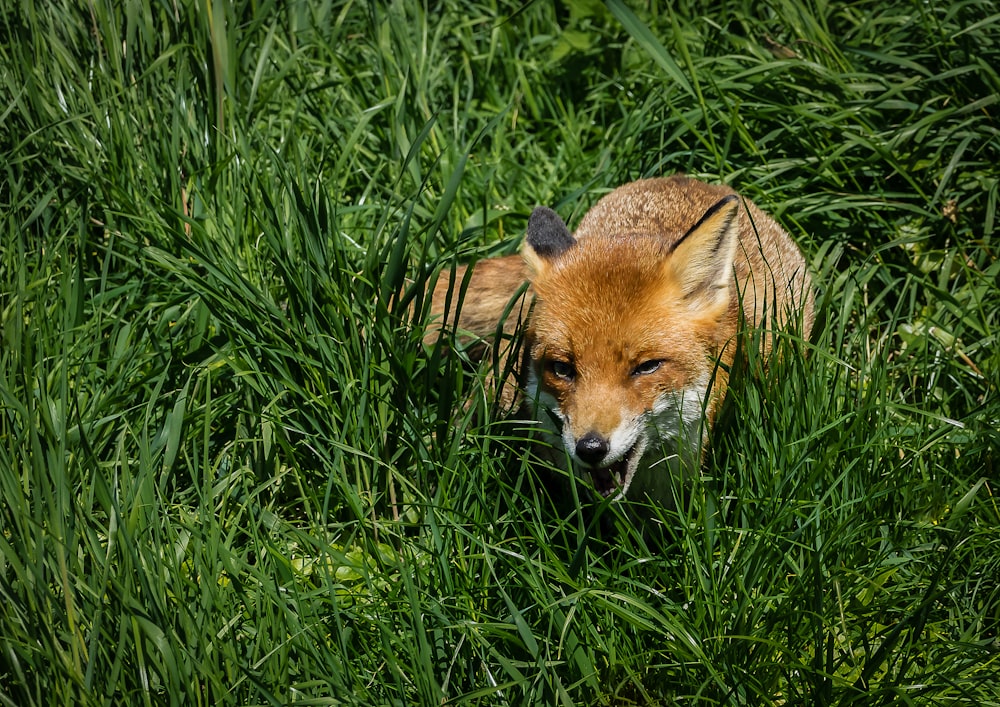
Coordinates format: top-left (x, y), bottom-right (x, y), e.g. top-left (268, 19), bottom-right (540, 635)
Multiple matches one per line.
top-left (521, 195), bottom-right (742, 502)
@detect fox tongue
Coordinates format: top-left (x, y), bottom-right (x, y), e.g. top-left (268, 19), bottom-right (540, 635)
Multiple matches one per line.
top-left (591, 459), bottom-right (627, 498)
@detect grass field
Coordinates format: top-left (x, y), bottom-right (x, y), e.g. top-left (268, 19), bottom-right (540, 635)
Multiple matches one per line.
top-left (2, 0), bottom-right (998, 704)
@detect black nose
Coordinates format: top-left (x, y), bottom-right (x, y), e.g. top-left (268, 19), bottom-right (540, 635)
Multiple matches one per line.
top-left (575, 432), bottom-right (609, 465)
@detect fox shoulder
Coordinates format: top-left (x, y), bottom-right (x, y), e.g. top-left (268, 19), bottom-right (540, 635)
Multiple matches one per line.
top-left (424, 254), bottom-right (529, 347)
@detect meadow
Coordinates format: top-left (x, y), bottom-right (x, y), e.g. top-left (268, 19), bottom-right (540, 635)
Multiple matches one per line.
top-left (2, 0), bottom-right (998, 704)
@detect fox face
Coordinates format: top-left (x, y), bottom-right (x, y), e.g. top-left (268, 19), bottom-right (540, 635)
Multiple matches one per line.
top-left (523, 191), bottom-right (744, 502)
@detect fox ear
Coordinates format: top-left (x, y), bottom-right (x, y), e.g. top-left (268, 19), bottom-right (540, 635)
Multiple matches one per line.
top-left (669, 195), bottom-right (740, 308)
top-left (523, 206), bottom-right (576, 277)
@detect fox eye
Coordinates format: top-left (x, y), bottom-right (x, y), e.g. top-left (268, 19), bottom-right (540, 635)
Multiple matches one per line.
top-left (547, 359), bottom-right (576, 381)
top-left (631, 359), bottom-right (664, 376)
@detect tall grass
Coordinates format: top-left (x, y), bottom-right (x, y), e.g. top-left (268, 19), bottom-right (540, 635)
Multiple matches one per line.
top-left (1, 0), bottom-right (997, 704)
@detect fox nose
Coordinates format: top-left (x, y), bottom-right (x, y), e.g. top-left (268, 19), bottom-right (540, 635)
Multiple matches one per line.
top-left (575, 432), bottom-right (609, 465)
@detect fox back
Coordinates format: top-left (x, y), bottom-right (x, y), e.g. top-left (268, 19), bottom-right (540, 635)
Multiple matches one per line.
top-left (428, 176), bottom-right (814, 506)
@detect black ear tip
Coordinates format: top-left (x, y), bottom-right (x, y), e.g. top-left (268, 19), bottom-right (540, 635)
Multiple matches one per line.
top-left (698, 193), bottom-right (741, 226)
top-left (528, 206), bottom-right (562, 230)
top-left (713, 194), bottom-right (739, 212)
top-left (527, 206), bottom-right (575, 257)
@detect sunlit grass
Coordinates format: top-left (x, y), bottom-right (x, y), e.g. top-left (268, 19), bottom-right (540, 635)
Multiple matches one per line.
top-left (1, 0), bottom-right (997, 704)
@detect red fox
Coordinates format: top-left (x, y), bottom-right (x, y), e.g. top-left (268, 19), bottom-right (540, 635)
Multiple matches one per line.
top-left (428, 176), bottom-right (814, 506)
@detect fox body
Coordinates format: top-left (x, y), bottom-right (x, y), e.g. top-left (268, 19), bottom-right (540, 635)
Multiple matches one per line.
top-left (429, 176), bottom-right (814, 505)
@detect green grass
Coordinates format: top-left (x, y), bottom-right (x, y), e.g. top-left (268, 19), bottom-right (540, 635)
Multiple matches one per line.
top-left (2, 0), bottom-right (998, 704)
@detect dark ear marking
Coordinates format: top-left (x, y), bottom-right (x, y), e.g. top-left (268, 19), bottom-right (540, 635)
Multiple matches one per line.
top-left (666, 193), bottom-right (740, 305)
top-left (526, 206), bottom-right (576, 258)
top-left (675, 194), bottom-right (739, 253)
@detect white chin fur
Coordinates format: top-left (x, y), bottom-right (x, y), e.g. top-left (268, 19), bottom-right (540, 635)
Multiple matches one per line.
top-left (601, 435), bottom-right (647, 501)
top-left (579, 382), bottom-right (708, 502)
top-left (527, 368), bottom-right (710, 505)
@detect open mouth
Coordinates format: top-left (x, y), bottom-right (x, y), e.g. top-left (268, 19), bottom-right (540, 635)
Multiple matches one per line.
top-left (589, 444), bottom-right (637, 498)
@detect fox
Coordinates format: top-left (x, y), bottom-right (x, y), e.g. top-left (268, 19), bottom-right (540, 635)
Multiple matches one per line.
top-left (427, 176), bottom-right (814, 507)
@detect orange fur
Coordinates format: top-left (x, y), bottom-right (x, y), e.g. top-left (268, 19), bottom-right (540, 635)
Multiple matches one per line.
top-left (426, 176), bottom-right (814, 504)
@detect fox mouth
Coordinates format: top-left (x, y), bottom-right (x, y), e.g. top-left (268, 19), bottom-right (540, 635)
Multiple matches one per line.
top-left (588, 443), bottom-right (639, 499)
